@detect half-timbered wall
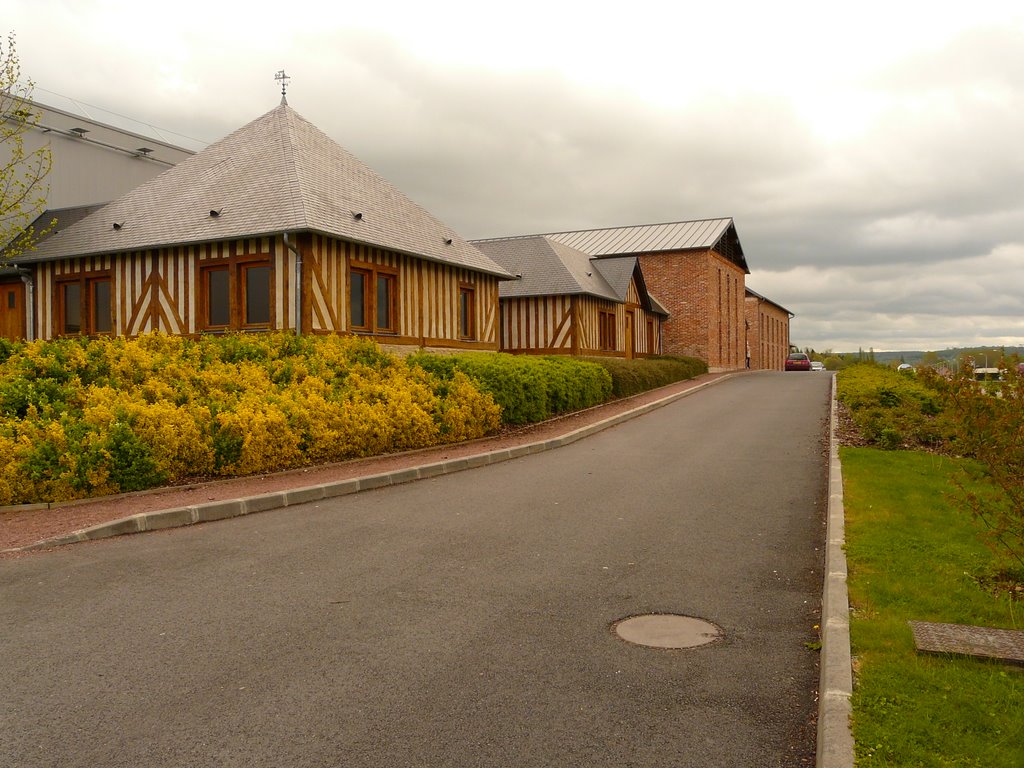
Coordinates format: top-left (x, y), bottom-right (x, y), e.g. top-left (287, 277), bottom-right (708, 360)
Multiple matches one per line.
top-left (31, 234), bottom-right (499, 350)
top-left (499, 278), bottom-right (663, 358)
top-left (500, 295), bottom-right (575, 353)
top-left (305, 235), bottom-right (499, 349)
top-left (33, 237), bottom-right (291, 339)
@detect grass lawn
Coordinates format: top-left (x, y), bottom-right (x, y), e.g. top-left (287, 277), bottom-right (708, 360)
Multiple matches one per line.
top-left (841, 447), bottom-right (1023, 767)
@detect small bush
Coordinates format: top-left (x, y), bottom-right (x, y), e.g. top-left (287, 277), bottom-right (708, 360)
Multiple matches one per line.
top-left (584, 355), bottom-right (707, 398)
top-left (409, 352), bottom-right (612, 425)
top-left (837, 363), bottom-right (952, 450)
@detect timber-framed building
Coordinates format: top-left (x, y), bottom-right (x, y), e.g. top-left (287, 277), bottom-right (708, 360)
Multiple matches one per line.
top-left (6, 102), bottom-right (511, 350)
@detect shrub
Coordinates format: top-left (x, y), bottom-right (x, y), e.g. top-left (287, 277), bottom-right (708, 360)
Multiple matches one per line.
top-left (0, 333), bottom-right (502, 504)
top-left (920, 362), bottom-right (1024, 570)
top-left (409, 352), bottom-right (612, 425)
top-left (584, 355), bottom-right (707, 398)
top-left (836, 363), bottom-right (952, 449)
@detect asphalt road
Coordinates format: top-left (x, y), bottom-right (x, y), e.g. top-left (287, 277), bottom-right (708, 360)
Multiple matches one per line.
top-left (1, 372), bottom-right (833, 767)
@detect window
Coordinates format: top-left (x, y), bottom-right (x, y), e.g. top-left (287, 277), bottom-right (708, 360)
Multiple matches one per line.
top-left (459, 285), bottom-right (475, 340)
top-left (199, 257), bottom-right (273, 331)
top-left (57, 274), bottom-right (113, 336)
top-left (646, 318), bottom-right (655, 354)
top-left (598, 310), bottom-right (617, 351)
top-left (349, 264), bottom-right (398, 334)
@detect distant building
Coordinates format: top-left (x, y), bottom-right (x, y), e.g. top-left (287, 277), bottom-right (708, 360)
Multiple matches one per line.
top-left (11, 90), bottom-right (199, 213)
top-left (744, 288), bottom-right (793, 371)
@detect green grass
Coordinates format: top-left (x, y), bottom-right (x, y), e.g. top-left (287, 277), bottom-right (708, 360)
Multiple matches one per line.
top-left (842, 447), bottom-right (1024, 766)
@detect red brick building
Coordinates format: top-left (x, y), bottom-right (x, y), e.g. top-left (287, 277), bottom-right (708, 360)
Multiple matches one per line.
top-left (745, 288), bottom-right (793, 370)
top-left (539, 219), bottom-right (750, 371)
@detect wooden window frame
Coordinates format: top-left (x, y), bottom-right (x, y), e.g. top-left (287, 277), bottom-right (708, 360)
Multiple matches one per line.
top-left (198, 255), bottom-right (274, 333)
top-left (598, 309), bottom-right (617, 352)
top-left (55, 271), bottom-right (114, 337)
top-left (458, 283), bottom-right (476, 340)
top-left (348, 262), bottom-right (399, 336)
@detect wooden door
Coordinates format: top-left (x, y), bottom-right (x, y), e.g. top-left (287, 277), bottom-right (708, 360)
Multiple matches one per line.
top-left (625, 311), bottom-right (634, 360)
top-left (0, 281), bottom-right (26, 341)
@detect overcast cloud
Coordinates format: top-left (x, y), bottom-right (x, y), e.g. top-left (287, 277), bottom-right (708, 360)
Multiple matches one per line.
top-left (8, 0), bottom-right (1024, 351)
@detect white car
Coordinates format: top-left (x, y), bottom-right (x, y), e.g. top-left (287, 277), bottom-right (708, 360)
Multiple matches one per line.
top-left (811, 361), bottom-right (826, 371)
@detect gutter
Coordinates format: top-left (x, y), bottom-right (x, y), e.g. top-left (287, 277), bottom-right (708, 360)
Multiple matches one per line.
top-left (282, 232), bottom-right (302, 336)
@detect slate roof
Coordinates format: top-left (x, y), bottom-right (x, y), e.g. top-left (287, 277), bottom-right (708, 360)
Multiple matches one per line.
top-left (18, 104), bottom-right (511, 278)
top-left (472, 236), bottom-right (620, 301)
top-left (480, 218), bottom-right (749, 274)
top-left (471, 236), bottom-right (668, 316)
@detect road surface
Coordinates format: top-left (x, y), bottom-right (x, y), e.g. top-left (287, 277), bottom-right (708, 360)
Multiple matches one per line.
top-left (1, 371), bottom-right (832, 767)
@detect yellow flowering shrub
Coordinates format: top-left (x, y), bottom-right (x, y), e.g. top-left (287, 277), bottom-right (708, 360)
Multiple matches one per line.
top-left (0, 332), bottom-right (503, 505)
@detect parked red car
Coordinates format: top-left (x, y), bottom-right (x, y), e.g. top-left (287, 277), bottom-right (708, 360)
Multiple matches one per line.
top-left (785, 352), bottom-right (812, 371)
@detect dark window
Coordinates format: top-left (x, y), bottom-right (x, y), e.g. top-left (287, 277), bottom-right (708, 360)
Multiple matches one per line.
top-left (7, 291), bottom-right (15, 310)
top-left (598, 310), bottom-right (616, 351)
top-left (57, 274), bottom-right (113, 335)
top-left (349, 265), bottom-right (397, 335)
top-left (350, 269), bottom-right (368, 330)
top-left (459, 285), bottom-right (475, 339)
top-left (243, 264), bottom-right (271, 326)
top-left (205, 268), bottom-right (230, 327)
top-left (62, 283), bottom-right (81, 334)
top-left (376, 274), bottom-right (394, 332)
top-left (91, 279), bottom-right (112, 334)
top-left (199, 258), bottom-right (273, 332)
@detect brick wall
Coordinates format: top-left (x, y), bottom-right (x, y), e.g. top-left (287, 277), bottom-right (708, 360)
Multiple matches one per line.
top-left (638, 249), bottom-right (747, 371)
top-left (744, 295), bottom-right (791, 370)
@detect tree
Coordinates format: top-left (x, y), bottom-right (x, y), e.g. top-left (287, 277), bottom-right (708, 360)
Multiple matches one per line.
top-left (1, 32), bottom-right (53, 266)
top-left (921, 362), bottom-right (1024, 573)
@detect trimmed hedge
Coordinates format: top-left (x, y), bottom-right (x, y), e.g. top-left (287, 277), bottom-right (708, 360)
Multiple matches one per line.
top-left (408, 352), bottom-right (613, 425)
top-left (584, 355), bottom-right (708, 398)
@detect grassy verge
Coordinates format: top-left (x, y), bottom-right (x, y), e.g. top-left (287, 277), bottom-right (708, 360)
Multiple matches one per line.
top-left (842, 447), bottom-right (1023, 767)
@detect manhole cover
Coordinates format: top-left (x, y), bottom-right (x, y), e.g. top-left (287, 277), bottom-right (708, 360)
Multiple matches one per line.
top-left (614, 614), bottom-right (722, 649)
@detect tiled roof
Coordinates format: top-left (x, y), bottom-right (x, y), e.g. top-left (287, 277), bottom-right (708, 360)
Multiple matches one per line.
top-left (18, 104), bottom-right (511, 278)
top-left (472, 236), bottom-right (620, 301)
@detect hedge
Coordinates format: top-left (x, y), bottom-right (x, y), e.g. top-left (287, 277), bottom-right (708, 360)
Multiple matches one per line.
top-left (0, 333), bottom-right (501, 505)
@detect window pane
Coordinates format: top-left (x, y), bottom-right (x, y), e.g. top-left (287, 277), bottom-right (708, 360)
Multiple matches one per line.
top-left (376, 275), bottom-right (392, 331)
top-left (92, 280), bottom-right (112, 333)
top-left (7, 290), bottom-right (15, 310)
top-left (207, 269), bottom-right (230, 326)
top-left (459, 288), bottom-right (473, 338)
top-left (62, 283), bottom-right (81, 334)
top-left (244, 265), bottom-right (271, 325)
top-left (350, 271), bottom-right (366, 328)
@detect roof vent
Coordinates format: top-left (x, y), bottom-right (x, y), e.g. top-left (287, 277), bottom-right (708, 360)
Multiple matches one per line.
top-left (444, 238), bottom-right (453, 245)
top-left (136, 147), bottom-right (154, 157)
top-left (112, 221), bottom-right (125, 230)
top-left (352, 211), bottom-right (363, 220)
top-left (69, 127), bottom-right (89, 136)
top-left (209, 208), bottom-right (223, 218)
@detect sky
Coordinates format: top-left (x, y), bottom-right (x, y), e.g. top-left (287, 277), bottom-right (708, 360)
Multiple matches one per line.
top-left (7, 0), bottom-right (1024, 352)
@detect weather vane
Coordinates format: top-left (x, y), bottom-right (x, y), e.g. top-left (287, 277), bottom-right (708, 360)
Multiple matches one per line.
top-left (275, 70), bottom-right (291, 104)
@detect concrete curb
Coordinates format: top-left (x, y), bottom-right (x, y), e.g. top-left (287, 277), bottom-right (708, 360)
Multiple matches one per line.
top-left (9, 375), bottom-right (729, 554)
top-left (816, 375), bottom-right (856, 768)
